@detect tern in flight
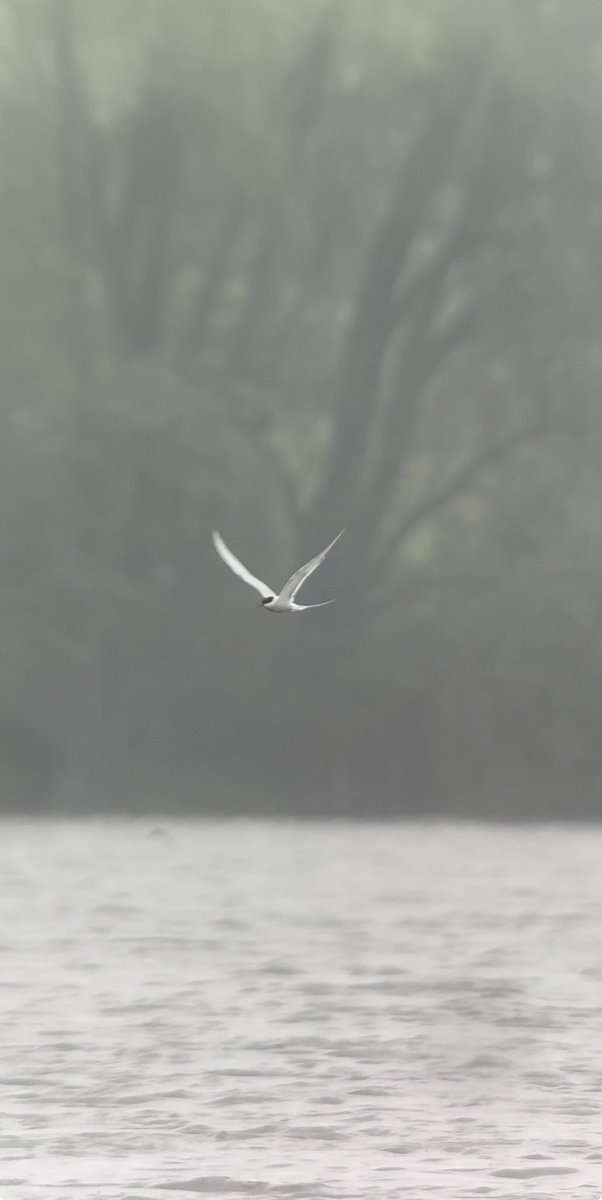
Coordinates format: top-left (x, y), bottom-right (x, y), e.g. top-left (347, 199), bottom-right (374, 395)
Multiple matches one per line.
top-left (212, 529), bottom-right (343, 613)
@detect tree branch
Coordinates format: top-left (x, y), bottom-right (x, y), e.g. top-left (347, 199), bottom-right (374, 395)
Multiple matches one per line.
top-left (431, 302), bottom-right (476, 363)
top-left (223, 383), bottom-right (302, 530)
top-left (177, 195), bottom-right (245, 365)
top-left (361, 303), bottom-right (476, 542)
top-left (390, 221), bottom-right (485, 331)
top-left (380, 421), bottom-right (547, 564)
top-left (307, 53), bottom-right (489, 530)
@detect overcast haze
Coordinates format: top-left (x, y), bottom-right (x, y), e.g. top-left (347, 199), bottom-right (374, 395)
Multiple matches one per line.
top-left (1, 0), bottom-right (602, 818)
top-left (3, 8), bottom-right (602, 1194)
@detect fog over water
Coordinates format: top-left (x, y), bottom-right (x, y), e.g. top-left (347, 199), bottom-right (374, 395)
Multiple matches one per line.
top-left (1, 819), bottom-right (601, 1200)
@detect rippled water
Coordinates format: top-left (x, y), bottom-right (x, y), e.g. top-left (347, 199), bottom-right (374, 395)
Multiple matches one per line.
top-left (0, 819), bottom-right (601, 1200)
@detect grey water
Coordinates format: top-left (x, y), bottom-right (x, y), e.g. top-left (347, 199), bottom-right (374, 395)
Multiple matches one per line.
top-left (0, 819), bottom-right (601, 1200)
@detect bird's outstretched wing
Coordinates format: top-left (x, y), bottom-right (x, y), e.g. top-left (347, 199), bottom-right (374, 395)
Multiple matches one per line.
top-left (279, 530), bottom-right (344, 602)
top-left (212, 531), bottom-right (274, 600)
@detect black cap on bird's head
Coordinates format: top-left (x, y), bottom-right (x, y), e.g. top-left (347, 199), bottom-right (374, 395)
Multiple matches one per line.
top-left (261, 595), bottom-right (273, 607)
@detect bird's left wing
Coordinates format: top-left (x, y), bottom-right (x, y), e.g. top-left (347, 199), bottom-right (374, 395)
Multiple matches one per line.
top-left (212, 532), bottom-right (274, 600)
top-left (279, 530), bottom-right (344, 602)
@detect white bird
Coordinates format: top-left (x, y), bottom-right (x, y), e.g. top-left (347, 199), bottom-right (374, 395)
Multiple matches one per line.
top-left (212, 529), bottom-right (343, 612)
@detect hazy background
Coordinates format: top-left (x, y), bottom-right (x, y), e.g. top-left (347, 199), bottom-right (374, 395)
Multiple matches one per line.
top-left (2, 0), bottom-right (602, 818)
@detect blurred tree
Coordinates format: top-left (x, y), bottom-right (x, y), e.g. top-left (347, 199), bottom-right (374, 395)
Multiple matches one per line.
top-left (0, 0), bottom-right (601, 812)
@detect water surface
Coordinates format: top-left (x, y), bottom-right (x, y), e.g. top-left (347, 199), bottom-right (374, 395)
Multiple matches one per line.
top-left (0, 819), bottom-right (600, 1199)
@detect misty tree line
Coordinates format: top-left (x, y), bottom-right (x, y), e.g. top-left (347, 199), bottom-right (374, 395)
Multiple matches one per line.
top-left (1, 0), bottom-right (602, 815)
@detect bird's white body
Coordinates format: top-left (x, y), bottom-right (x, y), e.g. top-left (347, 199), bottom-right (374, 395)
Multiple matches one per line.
top-left (212, 529), bottom-right (343, 613)
top-left (260, 595), bottom-right (330, 613)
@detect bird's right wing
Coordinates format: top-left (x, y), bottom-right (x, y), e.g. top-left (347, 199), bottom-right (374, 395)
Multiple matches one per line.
top-left (212, 531), bottom-right (274, 600)
top-left (280, 530), bottom-right (344, 602)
